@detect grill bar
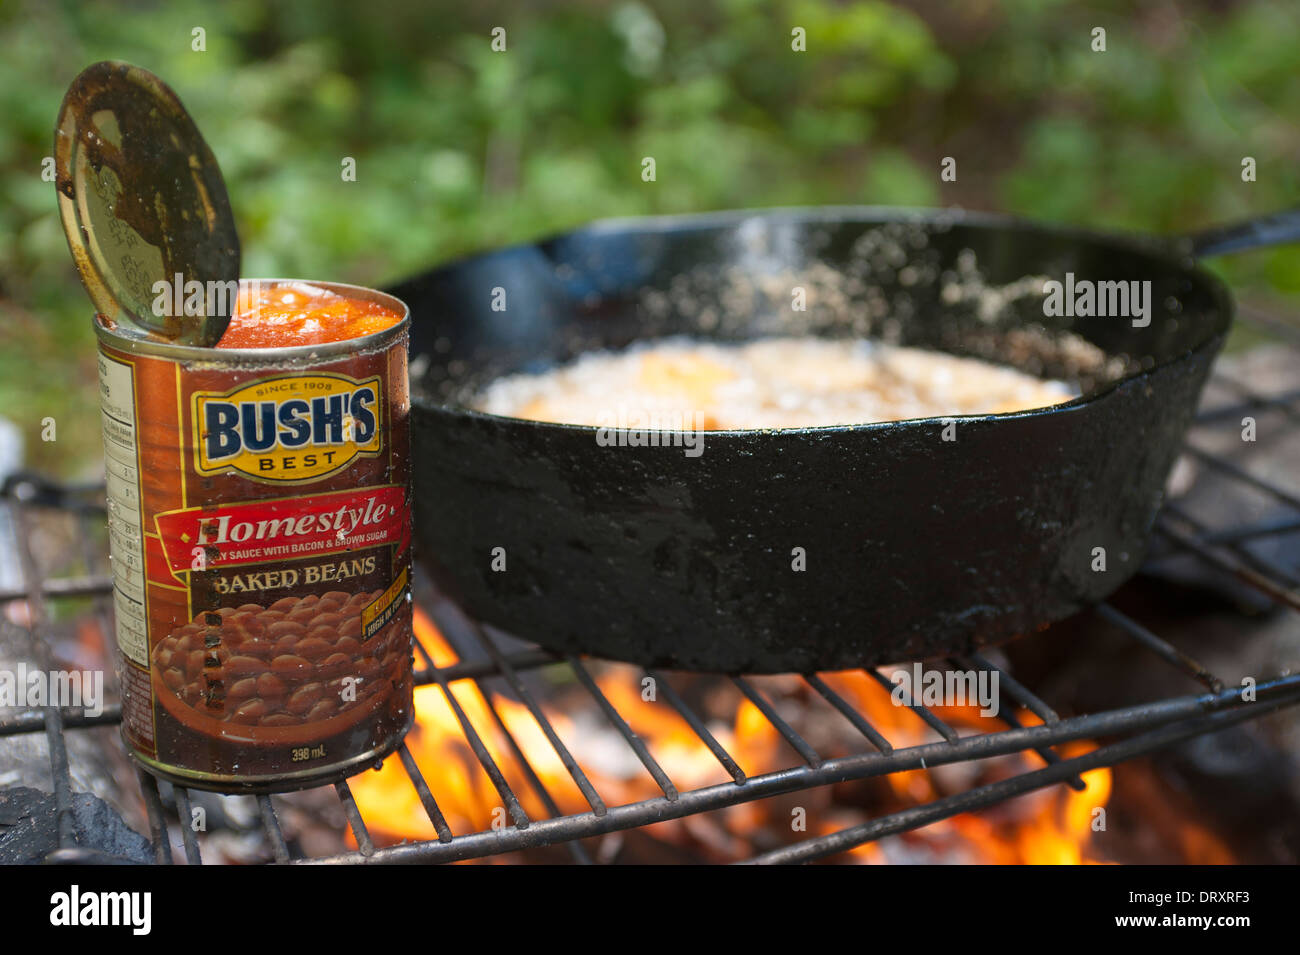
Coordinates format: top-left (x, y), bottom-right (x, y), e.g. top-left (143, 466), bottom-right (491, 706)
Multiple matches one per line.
top-left (1164, 500), bottom-right (1300, 589)
top-left (950, 654), bottom-right (1086, 791)
top-left (732, 677), bottom-right (823, 768)
top-left (257, 795), bottom-right (292, 864)
top-left (1198, 515), bottom-right (1300, 546)
top-left (964, 653), bottom-right (1060, 723)
top-left (1195, 389), bottom-right (1300, 423)
top-left (646, 668), bottom-right (747, 784)
top-left (568, 656), bottom-right (679, 801)
top-left (1157, 517), bottom-right (1300, 612)
top-left (41, 707), bottom-right (78, 848)
top-left (172, 788), bottom-right (203, 865)
top-left (0, 706), bottom-right (123, 736)
top-left (11, 481), bottom-right (81, 858)
top-left (802, 674), bottom-right (893, 755)
top-left (0, 574), bottom-right (114, 604)
top-left (468, 623), bottom-right (608, 817)
top-left (416, 648), bottom-right (559, 685)
top-left (336, 780), bottom-right (375, 856)
top-left (428, 666), bottom-right (531, 830)
top-left (457, 670), bottom-right (595, 864)
top-left (1210, 371), bottom-right (1300, 427)
top-left (423, 601), bottom-right (604, 859)
top-left (396, 742), bottom-right (455, 843)
top-left (1095, 603), bottom-right (1225, 692)
top-left (867, 668), bottom-right (959, 743)
top-left (135, 770), bottom-right (173, 865)
top-left (1183, 442), bottom-right (1300, 513)
top-left (1236, 302), bottom-right (1300, 346)
top-left (408, 612), bottom-right (533, 829)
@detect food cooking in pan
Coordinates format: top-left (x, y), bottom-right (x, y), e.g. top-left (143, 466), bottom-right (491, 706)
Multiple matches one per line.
top-left (473, 336), bottom-right (1076, 430)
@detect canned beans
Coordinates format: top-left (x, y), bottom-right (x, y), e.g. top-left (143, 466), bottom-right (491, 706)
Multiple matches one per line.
top-left (95, 280), bottom-right (414, 791)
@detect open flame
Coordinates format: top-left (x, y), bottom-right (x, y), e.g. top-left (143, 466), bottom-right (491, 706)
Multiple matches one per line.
top-left (345, 609), bottom-right (1205, 863)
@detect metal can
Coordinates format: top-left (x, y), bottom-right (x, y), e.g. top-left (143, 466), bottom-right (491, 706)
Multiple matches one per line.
top-left (95, 279), bottom-right (414, 791)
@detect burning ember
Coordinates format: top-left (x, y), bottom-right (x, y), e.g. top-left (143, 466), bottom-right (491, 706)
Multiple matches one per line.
top-left (346, 609), bottom-right (1133, 863)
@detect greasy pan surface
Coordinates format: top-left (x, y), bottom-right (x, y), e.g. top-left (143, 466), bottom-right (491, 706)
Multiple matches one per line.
top-left (392, 208), bottom-right (1231, 672)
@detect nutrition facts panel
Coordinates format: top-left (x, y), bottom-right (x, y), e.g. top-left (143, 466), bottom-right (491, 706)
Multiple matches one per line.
top-left (98, 353), bottom-right (148, 667)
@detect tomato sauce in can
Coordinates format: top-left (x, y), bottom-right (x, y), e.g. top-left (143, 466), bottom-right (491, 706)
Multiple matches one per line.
top-left (94, 279), bottom-right (414, 791)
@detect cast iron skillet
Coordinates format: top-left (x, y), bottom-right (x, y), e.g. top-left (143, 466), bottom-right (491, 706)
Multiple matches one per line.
top-left (390, 207), bottom-right (1299, 672)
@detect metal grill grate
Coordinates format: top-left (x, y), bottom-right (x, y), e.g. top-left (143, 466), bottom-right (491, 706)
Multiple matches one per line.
top-left (4, 314), bottom-right (1300, 865)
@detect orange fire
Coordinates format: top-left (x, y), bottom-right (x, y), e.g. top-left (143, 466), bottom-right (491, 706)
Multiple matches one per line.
top-left (347, 609), bottom-right (1121, 863)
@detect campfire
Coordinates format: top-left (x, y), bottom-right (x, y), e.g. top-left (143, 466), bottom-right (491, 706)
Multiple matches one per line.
top-left (347, 608), bottom-right (1121, 863)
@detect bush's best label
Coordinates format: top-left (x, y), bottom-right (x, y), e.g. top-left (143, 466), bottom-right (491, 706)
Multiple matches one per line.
top-left (192, 373), bottom-right (382, 482)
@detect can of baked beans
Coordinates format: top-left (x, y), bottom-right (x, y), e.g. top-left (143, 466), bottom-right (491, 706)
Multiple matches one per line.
top-left (93, 282), bottom-right (415, 791)
top-left (56, 62), bottom-right (414, 791)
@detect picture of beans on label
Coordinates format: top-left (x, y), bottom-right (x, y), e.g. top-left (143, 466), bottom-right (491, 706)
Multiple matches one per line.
top-left (151, 590), bottom-right (410, 744)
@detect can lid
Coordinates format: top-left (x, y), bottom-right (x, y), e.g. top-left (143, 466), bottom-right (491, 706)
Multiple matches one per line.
top-left (55, 61), bottom-right (240, 346)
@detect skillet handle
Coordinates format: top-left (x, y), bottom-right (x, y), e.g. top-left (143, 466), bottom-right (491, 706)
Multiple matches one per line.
top-left (1188, 208), bottom-right (1300, 258)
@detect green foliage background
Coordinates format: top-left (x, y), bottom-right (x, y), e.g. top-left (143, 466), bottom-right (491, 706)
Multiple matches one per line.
top-left (1, 0), bottom-right (1298, 474)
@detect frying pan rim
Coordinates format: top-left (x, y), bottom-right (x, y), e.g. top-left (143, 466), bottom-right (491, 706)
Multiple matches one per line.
top-left (405, 205), bottom-right (1234, 438)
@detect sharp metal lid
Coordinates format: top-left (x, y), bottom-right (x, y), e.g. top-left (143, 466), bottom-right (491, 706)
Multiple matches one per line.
top-left (55, 61), bottom-right (240, 346)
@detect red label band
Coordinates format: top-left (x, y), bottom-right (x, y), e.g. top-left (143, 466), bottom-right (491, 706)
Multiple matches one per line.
top-left (155, 486), bottom-right (409, 575)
